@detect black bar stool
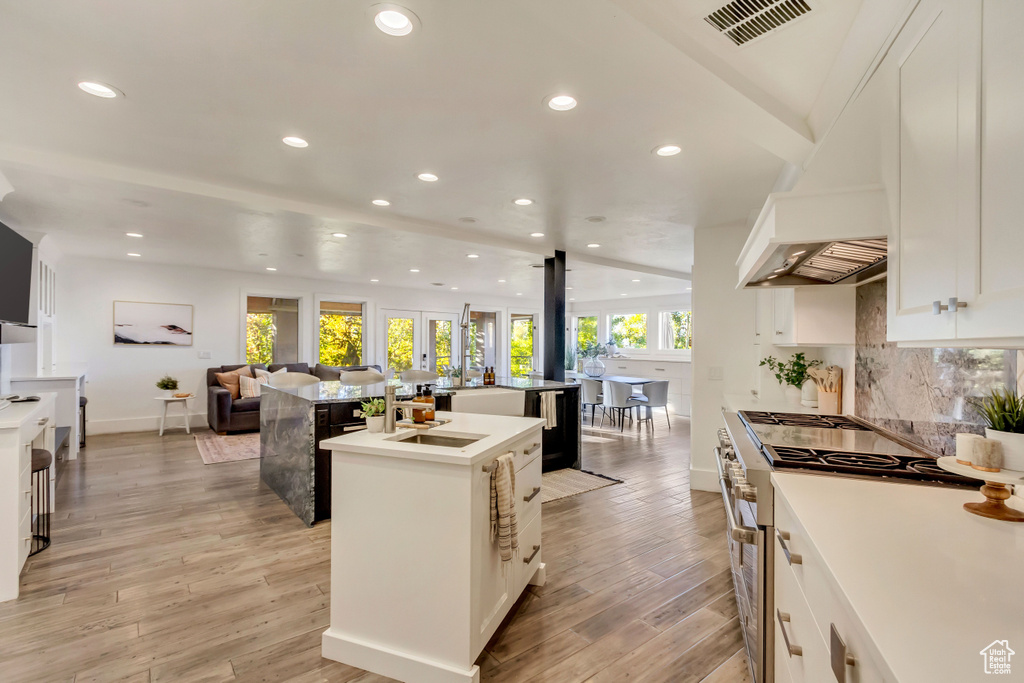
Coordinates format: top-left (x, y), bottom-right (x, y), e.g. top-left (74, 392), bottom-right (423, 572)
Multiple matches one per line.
top-left (30, 448), bottom-right (52, 556)
top-left (79, 395), bottom-right (88, 448)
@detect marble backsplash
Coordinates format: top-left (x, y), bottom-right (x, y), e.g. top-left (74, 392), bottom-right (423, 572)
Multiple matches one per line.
top-left (854, 279), bottom-right (1018, 456)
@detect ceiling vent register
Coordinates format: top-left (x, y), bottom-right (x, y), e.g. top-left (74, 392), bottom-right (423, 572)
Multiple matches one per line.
top-left (705, 0), bottom-right (813, 46)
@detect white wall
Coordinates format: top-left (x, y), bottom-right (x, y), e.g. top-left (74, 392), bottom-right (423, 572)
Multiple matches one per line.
top-left (568, 292), bottom-right (692, 361)
top-left (57, 257), bottom-right (539, 434)
top-left (690, 222), bottom-right (757, 491)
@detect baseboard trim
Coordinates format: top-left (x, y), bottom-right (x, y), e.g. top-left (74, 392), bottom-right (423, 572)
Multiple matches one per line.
top-left (86, 413), bottom-right (204, 435)
top-left (321, 629), bottom-right (479, 683)
top-left (689, 466), bottom-right (719, 492)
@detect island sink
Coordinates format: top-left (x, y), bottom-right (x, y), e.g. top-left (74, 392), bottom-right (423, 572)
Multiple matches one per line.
top-left (388, 431), bottom-right (483, 448)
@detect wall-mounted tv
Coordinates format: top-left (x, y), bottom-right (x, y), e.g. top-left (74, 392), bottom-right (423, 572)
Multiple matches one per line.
top-left (0, 220), bottom-right (33, 326)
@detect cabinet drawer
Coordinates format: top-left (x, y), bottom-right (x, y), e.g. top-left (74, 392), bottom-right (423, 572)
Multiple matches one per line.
top-left (775, 533), bottom-right (831, 683)
top-left (512, 435), bottom-right (542, 472)
top-left (18, 508), bottom-right (31, 571)
top-left (517, 458), bottom-right (542, 530)
top-left (515, 513), bottom-right (542, 592)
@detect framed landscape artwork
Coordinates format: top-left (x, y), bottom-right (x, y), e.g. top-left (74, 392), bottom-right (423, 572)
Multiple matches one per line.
top-left (113, 301), bottom-right (193, 346)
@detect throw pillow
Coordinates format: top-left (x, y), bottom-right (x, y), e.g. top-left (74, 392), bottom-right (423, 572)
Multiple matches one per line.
top-left (214, 365), bottom-right (252, 400)
top-left (239, 374), bottom-right (268, 398)
top-left (272, 367), bottom-right (289, 375)
top-left (254, 368), bottom-right (272, 381)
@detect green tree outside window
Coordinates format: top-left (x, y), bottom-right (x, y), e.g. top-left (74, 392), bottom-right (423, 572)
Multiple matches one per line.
top-left (246, 313), bottom-right (274, 365)
top-left (319, 313), bottom-right (362, 366)
top-left (610, 313), bottom-right (647, 349)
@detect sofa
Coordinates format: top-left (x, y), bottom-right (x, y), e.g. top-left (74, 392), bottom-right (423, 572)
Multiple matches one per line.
top-left (206, 363), bottom-right (383, 433)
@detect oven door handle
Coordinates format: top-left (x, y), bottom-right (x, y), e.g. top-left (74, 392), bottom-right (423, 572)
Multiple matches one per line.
top-left (715, 448), bottom-right (758, 545)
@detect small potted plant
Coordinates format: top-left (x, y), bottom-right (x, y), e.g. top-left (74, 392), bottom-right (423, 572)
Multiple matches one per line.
top-left (605, 336), bottom-right (618, 359)
top-left (361, 398), bottom-right (387, 433)
top-left (974, 387), bottom-right (1024, 471)
top-left (156, 375), bottom-right (179, 397)
top-left (759, 353), bottom-right (821, 405)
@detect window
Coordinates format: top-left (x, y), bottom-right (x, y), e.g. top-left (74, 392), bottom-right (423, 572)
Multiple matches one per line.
top-left (386, 316), bottom-right (415, 372)
top-left (610, 313), bottom-right (647, 349)
top-left (510, 313), bottom-right (536, 378)
top-left (427, 318), bottom-right (453, 374)
top-left (575, 315), bottom-right (598, 351)
top-left (469, 310), bottom-right (498, 370)
top-left (661, 310), bottom-right (692, 350)
top-left (246, 296), bottom-right (299, 364)
top-left (319, 301), bottom-right (363, 366)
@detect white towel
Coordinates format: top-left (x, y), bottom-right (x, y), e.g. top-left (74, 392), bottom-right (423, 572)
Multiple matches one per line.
top-left (540, 391), bottom-right (557, 430)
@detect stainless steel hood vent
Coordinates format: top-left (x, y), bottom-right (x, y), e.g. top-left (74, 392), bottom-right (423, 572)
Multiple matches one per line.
top-left (736, 186), bottom-right (890, 289)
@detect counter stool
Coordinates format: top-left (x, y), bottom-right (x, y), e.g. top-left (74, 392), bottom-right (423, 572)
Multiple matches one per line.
top-left (79, 395), bottom-right (88, 447)
top-left (30, 448), bottom-right (52, 556)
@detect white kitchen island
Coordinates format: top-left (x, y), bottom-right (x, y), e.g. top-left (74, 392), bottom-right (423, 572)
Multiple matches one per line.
top-left (319, 411), bottom-right (546, 683)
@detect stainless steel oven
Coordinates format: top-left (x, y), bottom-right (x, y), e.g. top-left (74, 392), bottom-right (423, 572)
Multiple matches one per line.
top-left (716, 430), bottom-right (773, 683)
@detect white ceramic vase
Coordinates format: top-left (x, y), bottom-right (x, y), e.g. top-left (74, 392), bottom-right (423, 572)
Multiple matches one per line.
top-left (984, 428), bottom-right (1024, 471)
top-left (800, 380), bottom-right (818, 407)
top-left (366, 416), bottom-right (385, 433)
top-left (784, 385), bottom-right (802, 406)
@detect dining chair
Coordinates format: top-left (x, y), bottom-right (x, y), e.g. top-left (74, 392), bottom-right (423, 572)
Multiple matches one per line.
top-left (641, 380), bottom-right (671, 431)
top-left (400, 369), bottom-right (439, 383)
top-left (580, 378), bottom-right (604, 426)
top-left (339, 369), bottom-right (387, 386)
top-left (601, 380), bottom-right (641, 432)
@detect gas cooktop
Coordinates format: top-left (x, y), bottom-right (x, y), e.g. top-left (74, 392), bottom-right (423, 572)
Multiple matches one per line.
top-left (739, 411), bottom-right (868, 430)
top-left (764, 445), bottom-right (977, 486)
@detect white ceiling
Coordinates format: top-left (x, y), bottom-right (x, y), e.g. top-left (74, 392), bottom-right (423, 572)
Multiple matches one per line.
top-left (0, 0), bottom-right (866, 302)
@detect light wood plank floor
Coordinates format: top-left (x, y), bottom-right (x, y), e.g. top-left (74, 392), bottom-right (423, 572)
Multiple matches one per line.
top-left (1, 415), bottom-right (748, 683)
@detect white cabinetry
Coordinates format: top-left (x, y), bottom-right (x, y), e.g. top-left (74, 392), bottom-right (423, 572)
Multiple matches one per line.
top-left (601, 358), bottom-right (691, 416)
top-left (760, 288), bottom-right (855, 347)
top-left (889, 0), bottom-right (1024, 345)
top-left (1, 393), bottom-right (56, 602)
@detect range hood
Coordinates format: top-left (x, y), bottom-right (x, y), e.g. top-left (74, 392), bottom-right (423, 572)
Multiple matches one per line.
top-left (736, 186), bottom-right (890, 288)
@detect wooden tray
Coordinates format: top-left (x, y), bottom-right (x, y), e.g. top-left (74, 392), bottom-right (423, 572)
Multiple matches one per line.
top-left (937, 457), bottom-right (1024, 522)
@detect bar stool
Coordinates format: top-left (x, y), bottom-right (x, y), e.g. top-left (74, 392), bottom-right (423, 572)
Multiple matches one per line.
top-left (79, 395), bottom-right (88, 448)
top-left (30, 448), bottom-right (52, 556)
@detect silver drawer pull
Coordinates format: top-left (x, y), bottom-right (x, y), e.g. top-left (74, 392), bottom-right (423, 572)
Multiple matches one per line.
top-left (525, 442), bottom-right (542, 456)
top-left (37, 417), bottom-right (49, 426)
top-left (777, 610), bottom-right (803, 657)
top-left (523, 487), bottom-right (541, 503)
top-left (654, 367), bottom-right (665, 371)
top-left (342, 425), bottom-right (367, 432)
top-left (776, 529), bottom-right (802, 565)
top-left (523, 544), bottom-right (540, 564)
top-left (830, 623), bottom-right (856, 682)
top-left (714, 448), bottom-right (757, 545)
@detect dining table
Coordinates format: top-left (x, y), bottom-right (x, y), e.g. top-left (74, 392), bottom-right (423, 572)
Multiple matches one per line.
top-left (596, 375), bottom-right (656, 385)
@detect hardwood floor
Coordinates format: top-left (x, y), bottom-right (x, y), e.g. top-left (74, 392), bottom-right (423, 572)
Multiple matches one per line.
top-left (1, 415), bottom-right (748, 683)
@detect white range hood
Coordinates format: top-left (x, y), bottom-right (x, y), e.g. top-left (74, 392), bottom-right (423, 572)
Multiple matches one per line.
top-left (736, 185), bottom-right (890, 289)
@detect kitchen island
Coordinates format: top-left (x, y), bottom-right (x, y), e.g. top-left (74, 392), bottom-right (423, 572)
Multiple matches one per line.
top-left (319, 411), bottom-right (546, 683)
top-left (260, 378), bottom-right (579, 526)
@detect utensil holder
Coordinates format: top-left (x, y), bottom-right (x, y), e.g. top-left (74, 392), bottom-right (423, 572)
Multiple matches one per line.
top-left (817, 390), bottom-right (840, 415)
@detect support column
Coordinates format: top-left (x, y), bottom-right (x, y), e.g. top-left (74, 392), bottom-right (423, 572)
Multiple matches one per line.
top-left (543, 250), bottom-right (566, 382)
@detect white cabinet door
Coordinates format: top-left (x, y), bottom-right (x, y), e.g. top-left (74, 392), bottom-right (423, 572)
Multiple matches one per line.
top-left (955, 0), bottom-right (1024, 341)
top-left (888, 0), bottom-right (960, 342)
top-left (773, 289), bottom-right (796, 345)
top-left (772, 288), bottom-right (855, 347)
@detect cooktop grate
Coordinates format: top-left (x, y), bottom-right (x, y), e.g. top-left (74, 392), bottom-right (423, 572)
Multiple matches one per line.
top-left (740, 411), bottom-right (869, 430)
top-left (764, 445), bottom-right (976, 486)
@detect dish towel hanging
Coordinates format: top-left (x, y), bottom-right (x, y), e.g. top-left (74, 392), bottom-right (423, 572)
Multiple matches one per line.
top-left (489, 452), bottom-right (518, 566)
top-left (540, 391), bottom-right (558, 429)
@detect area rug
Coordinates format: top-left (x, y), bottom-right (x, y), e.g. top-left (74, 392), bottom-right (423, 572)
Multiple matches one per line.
top-left (195, 432), bottom-right (261, 464)
top-left (541, 468), bottom-right (622, 503)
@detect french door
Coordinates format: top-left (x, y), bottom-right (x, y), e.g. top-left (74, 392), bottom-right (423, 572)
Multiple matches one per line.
top-left (381, 310), bottom-right (460, 375)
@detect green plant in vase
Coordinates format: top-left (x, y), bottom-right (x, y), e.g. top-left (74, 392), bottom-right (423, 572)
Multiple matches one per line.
top-left (361, 398), bottom-right (387, 433)
top-left (972, 387), bottom-right (1024, 470)
top-left (156, 375), bottom-right (179, 393)
top-left (760, 353), bottom-right (820, 405)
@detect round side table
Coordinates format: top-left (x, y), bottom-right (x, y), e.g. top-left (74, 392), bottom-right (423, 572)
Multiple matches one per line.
top-left (155, 395), bottom-right (193, 436)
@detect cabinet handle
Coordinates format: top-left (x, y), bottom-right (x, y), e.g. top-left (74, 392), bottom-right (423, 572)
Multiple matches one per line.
top-left (949, 297), bottom-right (967, 312)
top-left (523, 487), bottom-right (541, 503)
top-left (932, 300), bottom-right (949, 315)
top-left (617, 365), bottom-right (627, 369)
top-left (37, 417), bottom-right (48, 426)
top-left (776, 529), bottom-right (802, 565)
top-left (523, 544), bottom-right (540, 565)
top-left (654, 368), bottom-right (665, 371)
top-left (776, 610), bottom-right (803, 657)
top-left (525, 442), bottom-right (542, 457)
top-left (775, 331), bottom-right (783, 335)
top-left (342, 425), bottom-right (367, 432)
top-left (830, 623), bottom-right (856, 683)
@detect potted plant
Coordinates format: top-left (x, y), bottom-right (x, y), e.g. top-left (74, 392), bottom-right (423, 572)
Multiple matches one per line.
top-left (361, 398), bottom-right (387, 433)
top-left (605, 336), bottom-right (618, 359)
top-left (759, 353), bottom-right (821, 405)
top-left (974, 388), bottom-right (1024, 471)
top-left (156, 375), bottom-right (179, 397)
top-left (578, 341), bottom-right (606, 377)
top-left (564, 345), bottom-right (578, 373)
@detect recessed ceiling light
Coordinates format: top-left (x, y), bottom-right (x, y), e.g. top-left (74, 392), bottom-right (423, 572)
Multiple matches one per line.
top-left (78, 81), bottom-right (121, 98)
top-left (372, 199), bottom-right (390, 206)
top-left (498, 279), bottom-right (506, 283)
top-left (585, 216), bottom-right (606, 223)
top-left (774, 268), bottom-right (786, 273)
top-left (374, 7), bottom-right (414, 36)
top-left (631, 279), bottom-right (640, 282)
top-left (767, 275), bottom-right (778, 279)
top-left (587, 243), bottom-right (600, 248)
top-left (654, 144), bottom-right (682, 157)
top-left (569, 298), bottom-right (575, 301)
top-left (547, 94), bottom-right (577, 111)
top-left (530, 232), bottom-right (545, 237)
top-left (450, 286), bottom-right (458, 290)
top-left (566, 286), bottom-right (573, 290)
top-left (621, 293), bottom-right (628, 296)
top-left (792, 250), bottom-right (807, 256)
top-left (514, 198), bottom-right (533, 206)
top-left (409, 268), bottom-right (420, 273)
top-left (282, 136), bottom-right (308, 148)
top-left (126, 232), bottom-right (143, 238)
top-left (266, 267), bottom-right (277, 271)
top-left (417, 172), bottom-right (438, 182)
top-left (686, 286), bottom-right (692, 290)
top-left (370, 278), bottom-right (380, 282)
top-left (127, 252), bottom-right (140, 257)
top-left (516, 293), bottom-right (523, 296)
top-left (466, 254), bottom-right (479, 259)
top-left (332, 232), bottom-right (348, 238)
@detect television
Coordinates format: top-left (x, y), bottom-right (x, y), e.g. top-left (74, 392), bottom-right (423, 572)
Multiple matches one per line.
top-left (0, 220), bottom-right (33, 326)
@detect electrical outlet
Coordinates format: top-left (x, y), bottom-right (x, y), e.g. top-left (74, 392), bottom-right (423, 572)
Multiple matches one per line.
top-left (709, 366), bottom-right (724, 381)
top-left (198, 350), bottom-right (212, 359)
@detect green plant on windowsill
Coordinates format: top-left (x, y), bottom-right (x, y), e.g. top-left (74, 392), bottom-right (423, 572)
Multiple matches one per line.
top-left (759, 353), bottom-right (821, 388)
top-left (155, 375), bottom-right (179, 391)
top-left (360, 398), bottom-right (386, 418)
top-left (578, 341), bottom-right (605, 359)
top-left (564, 345), bottom-right (578, 371)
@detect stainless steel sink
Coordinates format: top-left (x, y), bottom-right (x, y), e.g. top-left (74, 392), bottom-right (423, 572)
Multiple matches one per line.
top-left (394, 432), bottom-right (482, 448)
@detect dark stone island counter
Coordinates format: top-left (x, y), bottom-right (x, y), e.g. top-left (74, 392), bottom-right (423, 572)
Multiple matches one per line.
top-left (260, 378), bottom-right (580, 526)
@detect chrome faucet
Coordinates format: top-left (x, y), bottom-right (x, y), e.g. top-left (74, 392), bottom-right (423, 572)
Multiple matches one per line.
top-left (383, 384), bottom-right (431, 433)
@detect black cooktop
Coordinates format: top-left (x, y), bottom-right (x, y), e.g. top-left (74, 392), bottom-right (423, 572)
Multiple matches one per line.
top-left (765, 445), bottom-right (976, 487)
top-left (740, 411), bottom-right (869, 430)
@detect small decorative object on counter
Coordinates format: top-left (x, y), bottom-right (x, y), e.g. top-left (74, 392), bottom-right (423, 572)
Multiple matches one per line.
top-left (412, 385), bottom-right (428, 423)
top-left (800, 379), bottom-right (818, 407)
top-left (156, 374), bottom-right (179, 397)
top-left (972, 439), bottom-right (1003, 473)
top-left (422, 385), bottom-right (435, 421)
top-left (605, 338), bottom-right (618, 358)
top-left (808, 365), bottom-right (842, 414)
top-left (973, 387), bottom-right (1024, 471)
top-left (578, 341), bottom-right (606, 377)
top-left (761, 353), bottom-right (822, 407)
top-left (955, 432), bottom-right (983, 466)
top-left (361, 398), bottom-right (386, 433)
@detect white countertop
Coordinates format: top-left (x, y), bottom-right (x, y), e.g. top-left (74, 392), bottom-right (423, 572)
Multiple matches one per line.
top-left (11, 363), bottom-right (88, 381)
top-left (772, 472), bottom-right (1024, 683)
top-left (0, 392), bottom-right (56, 429)
top-left (319, 410), bottom-right (545, 466)
top-left (723, 392), bottom-right (822, 415)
